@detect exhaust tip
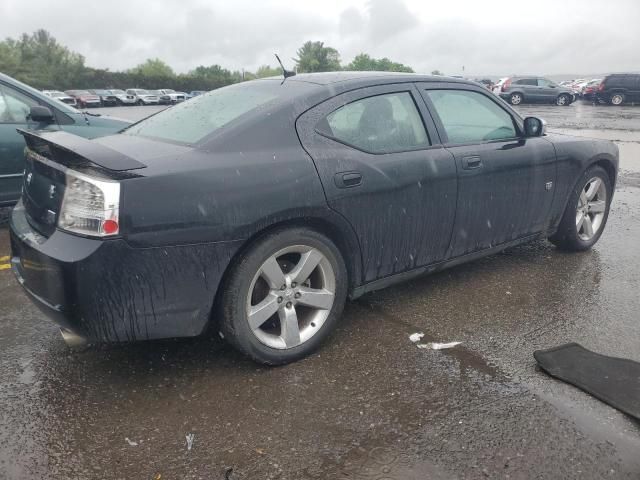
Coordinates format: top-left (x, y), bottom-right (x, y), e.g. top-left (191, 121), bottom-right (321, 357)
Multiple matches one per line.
top-left (60, 328), bottom-right (88, 348)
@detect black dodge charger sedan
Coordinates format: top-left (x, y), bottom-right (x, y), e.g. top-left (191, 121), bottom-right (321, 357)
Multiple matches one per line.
top-left (10, 72), bottom-right (618, 364)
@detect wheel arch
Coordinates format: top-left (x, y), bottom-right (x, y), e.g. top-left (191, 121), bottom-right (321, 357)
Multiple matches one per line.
top-left (209, 213), bottom-right (363, 329)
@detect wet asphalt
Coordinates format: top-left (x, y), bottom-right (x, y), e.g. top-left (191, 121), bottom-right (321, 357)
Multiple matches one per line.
top-left (1, 101), bottom-right (639, 479)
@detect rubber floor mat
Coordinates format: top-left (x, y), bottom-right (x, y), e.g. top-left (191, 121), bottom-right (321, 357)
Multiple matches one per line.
top-left (534, 343), bottom-right (640, 420)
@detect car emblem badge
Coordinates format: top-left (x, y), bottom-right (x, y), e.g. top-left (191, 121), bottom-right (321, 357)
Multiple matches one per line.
top-left (26, 173), bottom-right (32, 185)
top-left (545, 181), bottom-right (553, 191)
top-left (49, 184), bottom-right (56, 198)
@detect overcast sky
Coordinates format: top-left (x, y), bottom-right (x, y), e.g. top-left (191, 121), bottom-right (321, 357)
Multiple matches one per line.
top-left (1, 0), bottom-right (639, 76)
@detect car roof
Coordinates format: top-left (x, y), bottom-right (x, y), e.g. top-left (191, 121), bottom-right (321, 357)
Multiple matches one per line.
top-left (279, 71), bottom-right (472, 87)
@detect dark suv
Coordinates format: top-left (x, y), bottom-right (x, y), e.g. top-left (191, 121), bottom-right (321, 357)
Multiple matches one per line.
top-left (494, 76), bottom-right (574, 106)
top-left (596, 74), bottom-right (640, 105)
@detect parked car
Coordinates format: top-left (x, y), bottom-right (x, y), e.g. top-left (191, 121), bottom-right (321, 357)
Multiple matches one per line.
top-left (595, 74), bottom-right (640, 105)
top-left (580, 79), bottom-right (602, 102)
top-left (126, 89), bottom-right (160, 105)
top-left (497, 76), bottom-right (574, 106)
top-left (65, 90), bottom-right (101, 108)
top-left (149, 90), bottom-right (172, 105)
top-left (186, 90), bottom-right (206, 99)
top-left (42, 90), bottom-right (77, 107)
top-left (10, 73), bottom-right (618, 365)
top-left (109, 89), bottom-right (137, 106)
top-left (0, 73), bottom-right (129, 206)
top-left (158, 89), bottom-right (186, 103)
top-left (88, 89), bottom-right (119, 107)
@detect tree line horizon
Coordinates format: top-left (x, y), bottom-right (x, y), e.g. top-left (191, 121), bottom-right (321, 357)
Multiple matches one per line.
top-left (0, 30), bottom-right (445, 92)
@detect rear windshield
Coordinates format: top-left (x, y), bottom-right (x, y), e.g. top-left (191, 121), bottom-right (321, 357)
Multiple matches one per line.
top-left (124, 80), bottom-right (309, 144)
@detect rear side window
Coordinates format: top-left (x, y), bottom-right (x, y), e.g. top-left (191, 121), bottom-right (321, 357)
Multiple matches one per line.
top-left (124, 82), bottom-right (292, 144)
top-left (426, 90), bottom-right (517, 144)
top-left (514, 79), bottom-right (537, 86)
top-left (317, 92), bottom-right (430, 154)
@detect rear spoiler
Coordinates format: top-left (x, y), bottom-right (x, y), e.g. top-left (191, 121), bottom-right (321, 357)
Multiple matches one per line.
top-left (18, 129), bottom-right (146, 172)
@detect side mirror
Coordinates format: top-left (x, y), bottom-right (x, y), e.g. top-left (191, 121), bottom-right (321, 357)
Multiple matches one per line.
top-left (523, 116), bottom-right (546, 137)
top-left (29, 105), bottom-right (54, 123)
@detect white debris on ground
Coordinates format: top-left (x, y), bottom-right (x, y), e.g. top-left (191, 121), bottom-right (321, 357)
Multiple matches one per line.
top-left (125, 437), bottom-right (138, 447)
top-left (186, 433), bottom-right (195, 451)
top-left (417, 341), bottom-right (462, 350)
top-left (409, 332), bottom-right (461, 350)
top-left (409, 332), bottom-right (424, 343)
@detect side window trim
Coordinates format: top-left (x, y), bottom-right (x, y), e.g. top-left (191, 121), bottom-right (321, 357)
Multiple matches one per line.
top-left (417, 83), bottom-right (524, 146)
top-left (312, 85), bottom-right (442, 155)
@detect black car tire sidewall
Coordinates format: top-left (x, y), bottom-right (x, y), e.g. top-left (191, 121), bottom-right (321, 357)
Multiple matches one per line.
top-left (549, 165), bottom-right (612, 251)
top-left (220, 227), bottom-right (348, 365)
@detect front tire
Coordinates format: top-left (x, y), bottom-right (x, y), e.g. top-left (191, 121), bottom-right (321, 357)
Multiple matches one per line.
top-left (549, 165), bottom-right (612, 252)
top-left (219, 227), bottom-right (348, 365)
top-left (509, 93), bottom-right (523, 105)
top-left (556, 94), bottom-right (571, 106)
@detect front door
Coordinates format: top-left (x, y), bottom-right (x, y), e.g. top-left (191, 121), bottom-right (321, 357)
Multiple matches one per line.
top-left (418, 84), bottom-right (557, 258)
top-left (0, 82), bottom-right (45, 205)
top-left (297, 84), bottom-right (458, 283)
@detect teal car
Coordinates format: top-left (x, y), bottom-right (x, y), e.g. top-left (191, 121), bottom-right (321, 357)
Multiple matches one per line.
top-left (0, 73), bottom-right (130, 206)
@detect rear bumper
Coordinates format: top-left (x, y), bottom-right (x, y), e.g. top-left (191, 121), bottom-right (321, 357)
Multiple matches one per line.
top-left (10, 201), bottom-right (243, 342)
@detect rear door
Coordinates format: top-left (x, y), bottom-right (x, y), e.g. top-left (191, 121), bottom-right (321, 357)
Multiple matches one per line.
top-left (417, 83), bottom-right (557, 257)
top-left (297, 83), bottom-right (458, 283)
top-left (514, 78), bottom-right (539, 101)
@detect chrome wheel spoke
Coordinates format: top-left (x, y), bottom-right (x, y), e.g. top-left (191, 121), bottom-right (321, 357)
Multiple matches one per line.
top-left (260, 256), bottom-right (286, 289)
top-left (579, 190), bottom-right (588, 207)
top-left (279, 306), bottom-right (301, 348)
top-left (297, 287), bottom-right (334, 310)
top-left (583, 215), bottom-right (594, 237)
top-left (585, 178), bottom-right (601, 201)
top-left (248, 293), bottom-right (280, 330)
top-left (290, 248), bottom-right (322, 284)
top-left (576, 211), bottom-right (585, 231)
top-left (589, 200), bottom-right (606, 213)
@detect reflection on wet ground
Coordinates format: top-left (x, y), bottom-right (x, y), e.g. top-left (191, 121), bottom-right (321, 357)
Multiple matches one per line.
top-left (1, 105), bottom-right (639, 479)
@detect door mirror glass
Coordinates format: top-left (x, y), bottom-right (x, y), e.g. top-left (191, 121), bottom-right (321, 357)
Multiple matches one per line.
top-left (523, 116), bottom-right (546, 137)
top-left (29, 105), bottom-right (55, 123)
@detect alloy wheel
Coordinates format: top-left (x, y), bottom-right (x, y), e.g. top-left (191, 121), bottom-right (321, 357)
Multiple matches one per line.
top-left (611, 94), bottom-right (623, 105)
top-left (576, 177), bottom-right (607, 241)
top-left (247, 245), bottom-right (336, 349)
top-left (511, 94), bottom-right (522, 105)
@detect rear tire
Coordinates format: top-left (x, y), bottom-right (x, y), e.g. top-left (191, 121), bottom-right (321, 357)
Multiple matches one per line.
top-left (610, 93), bottom-right (624, 106)
top-left (509, 93), bottom-right (523, 105)
top-left (219, 227), bottom-right (348, 365)
top-left (549, 165), bottom-right (612, 252)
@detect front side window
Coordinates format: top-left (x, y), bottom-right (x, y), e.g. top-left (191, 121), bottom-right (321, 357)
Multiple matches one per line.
top-left (0, 84), bottom-right (38, 124)
top-left (317, 92), bottom-right (429, 154)
top-left (538, 79), bottom-right (555, 87)
top-left (426, 90), bottom-right (517, 144)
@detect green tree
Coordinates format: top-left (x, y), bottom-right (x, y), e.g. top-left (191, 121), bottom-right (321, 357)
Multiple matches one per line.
top-left (294, 41), bottom-right (341, 73)
top-left (129, 58), bottom-right (174, 77)
top-left (0, 29), bottom-right (85, 89)
top-left (254, 65), bottom-right (282, 78)
top-left (345, 53), bottom-right (413, 73)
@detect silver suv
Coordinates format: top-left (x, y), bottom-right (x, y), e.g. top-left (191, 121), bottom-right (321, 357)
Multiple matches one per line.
top-left (493, 76), bottom-right (574, 106)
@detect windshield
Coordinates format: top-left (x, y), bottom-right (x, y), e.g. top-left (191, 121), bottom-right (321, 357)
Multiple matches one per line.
top-left (111, 89), bottom-right (125, 94)
top-left (134, 89), bottom-right (149, 94)
top-left (124, 81), bottom-right (289, 144)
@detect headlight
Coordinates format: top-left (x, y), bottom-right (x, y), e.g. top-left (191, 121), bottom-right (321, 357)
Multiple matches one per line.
top-left (58, 170), bottom-right (120, 237)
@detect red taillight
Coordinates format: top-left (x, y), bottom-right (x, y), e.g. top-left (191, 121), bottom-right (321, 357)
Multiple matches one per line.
top-left (101, 219), bottom-right (119, 235)
top-left (597, 82), bottom-right (605, 91)
top-left (501, 78), bottom-right (512, 92)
